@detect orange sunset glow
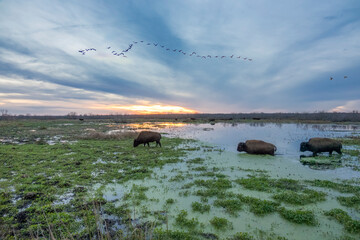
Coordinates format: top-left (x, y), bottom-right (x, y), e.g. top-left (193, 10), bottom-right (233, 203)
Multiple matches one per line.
top-left (108, 105), bottom-right (198, 114)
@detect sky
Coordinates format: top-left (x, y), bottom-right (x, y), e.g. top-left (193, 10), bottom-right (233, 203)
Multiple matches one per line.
top-left (0, 0), bottom-right (359, 115)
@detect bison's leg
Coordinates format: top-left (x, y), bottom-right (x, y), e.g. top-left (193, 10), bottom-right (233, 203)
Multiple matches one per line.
top-left (147, 142), bottom-right (150, 147)
top-left (329, 151), bottom-right (333, 156)
top-left (156, 141), bottom-right (161, 147)
top-left (336, 149), bottom-right (342, 155)
top-left (312, 152), bottom-right (318, 157)
top-left (143, 143), bottom-right (146, 146)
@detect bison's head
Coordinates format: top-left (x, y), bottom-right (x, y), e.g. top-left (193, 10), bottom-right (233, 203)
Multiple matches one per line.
top-left (237, 142), bottom-right (246, 152)
top-left (133, 139), bottom-right (140, 147)
top-left (300, 142), bottom-right (308, 152)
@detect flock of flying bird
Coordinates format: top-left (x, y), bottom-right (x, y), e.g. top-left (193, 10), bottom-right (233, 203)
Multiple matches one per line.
top-left (78, 43), bottom-right (349, 81)
top-left (78, 41), bottom-right (253, 61)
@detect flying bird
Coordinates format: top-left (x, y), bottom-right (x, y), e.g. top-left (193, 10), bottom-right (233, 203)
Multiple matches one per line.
top-left (344, 76), bottom-right (348, 79)
top-left (330, 77), bottom-right (333, 80)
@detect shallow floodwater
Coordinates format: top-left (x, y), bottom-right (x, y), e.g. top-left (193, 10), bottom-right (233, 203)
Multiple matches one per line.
top-left (98, 122), bottom-right (360, 239)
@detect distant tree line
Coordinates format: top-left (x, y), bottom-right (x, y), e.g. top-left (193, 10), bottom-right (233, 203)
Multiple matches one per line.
top-left (1, 109), bottom-right (359, 122)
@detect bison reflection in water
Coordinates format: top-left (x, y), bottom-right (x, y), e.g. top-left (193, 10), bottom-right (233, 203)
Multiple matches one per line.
top-left (300, 138), bottom-right (342, 157)
top-left (237, 140), bottom-right (277, 156)
top-left (133, 131), bottom-right (162, 147)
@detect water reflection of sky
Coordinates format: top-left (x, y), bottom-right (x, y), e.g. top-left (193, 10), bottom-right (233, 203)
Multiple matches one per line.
top-left (132, 122), bottom-right (360, 156)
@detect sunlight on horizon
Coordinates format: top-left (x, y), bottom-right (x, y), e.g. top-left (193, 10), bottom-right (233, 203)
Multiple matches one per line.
top-left (105, 104), bottom-right (198, 114)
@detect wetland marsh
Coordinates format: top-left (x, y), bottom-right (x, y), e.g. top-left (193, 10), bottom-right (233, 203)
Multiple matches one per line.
top-left (1, 119), bottom-right (360, 239)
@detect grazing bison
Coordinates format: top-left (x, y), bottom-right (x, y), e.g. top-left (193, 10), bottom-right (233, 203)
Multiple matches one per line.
top-left (300, 138), bottom-right (342, 156)
top-left (133, 131), bottom-right (161, 147)
top-left (237, 140), bottom-right (277, 156)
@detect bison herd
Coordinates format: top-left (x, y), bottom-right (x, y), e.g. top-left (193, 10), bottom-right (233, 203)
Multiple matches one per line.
top-left (133, 131), bottom-right (342, 157)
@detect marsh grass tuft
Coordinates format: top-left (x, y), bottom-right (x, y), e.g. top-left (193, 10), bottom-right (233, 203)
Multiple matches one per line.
top-left (237, 194), bottom-right (280, 216)
top-left (306, 180), bottom-right (360, 193)
top-left (337, 195), bottom-right (360, 209)
top-left (229, 232), bottom-right (255, 240)
top-left (325, 208), bottom-right (360, 233)
top-left (210, 217), bottom-right (232, 230)
top-left (235, 176), bottom-right (303, 192)
top-left (191, 201), bottom-right (211, 213)
top-left (213, 199), bottom-right (242, 215)
top-left (175, 210), bottom-right (199, 229)
top-left (278, 207), bottom-right (317, 225)
top-left (273, 189), bottom-right (326, 205)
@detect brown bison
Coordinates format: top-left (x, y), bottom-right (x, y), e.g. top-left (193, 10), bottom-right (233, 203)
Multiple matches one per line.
top-left (133, 131), bottom-right (161, 147)
top-left (300, 138), bottom-right (342, 156)
top-left (237, 140), bottom-right (277, 156)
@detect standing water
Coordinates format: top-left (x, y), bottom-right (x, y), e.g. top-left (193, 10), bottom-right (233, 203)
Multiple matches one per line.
top-left (99, 122), bottom-right (360, 239)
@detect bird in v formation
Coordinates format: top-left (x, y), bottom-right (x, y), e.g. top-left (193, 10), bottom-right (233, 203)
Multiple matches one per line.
top-left (78, 40), bottom-right (254, 61)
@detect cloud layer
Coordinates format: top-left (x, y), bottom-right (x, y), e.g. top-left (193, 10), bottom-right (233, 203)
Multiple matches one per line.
top-left (0, 0), bottom-right (359, 114)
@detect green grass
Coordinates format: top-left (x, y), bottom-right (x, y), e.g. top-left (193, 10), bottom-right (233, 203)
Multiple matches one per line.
top-left (337, 195), bottom-right (360, 209)
top-left (166, 198), bottom-right (176, 204)
top-left (228, 232), bottom-right (255, 240)
top-left (0, 127), bottom-right (192, 239)
top-left (325, 208), bottom-right (360, 234)
top-left (191, 201), bottom-right (211, 213)
top-left (237, 195), bottom-right (280, 216)
top-left (213, 199), bottom-right (243, 215)
top-left (194, 178), bottom-right (232, 189)
top-left (278, 208), bottom-right (317, 226)
top-left (175, 210), bottom-right (199, 229)
top-left (187, 157), bottom-right (205, 164)
top-left (209, 217), bottom-right (232, 230)
top-left (235, 176), bottom-right (303, 193)
top-left (306, 180), bottom-right (360, 193)
top-left (272, 189), bottom-right (326, 205)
